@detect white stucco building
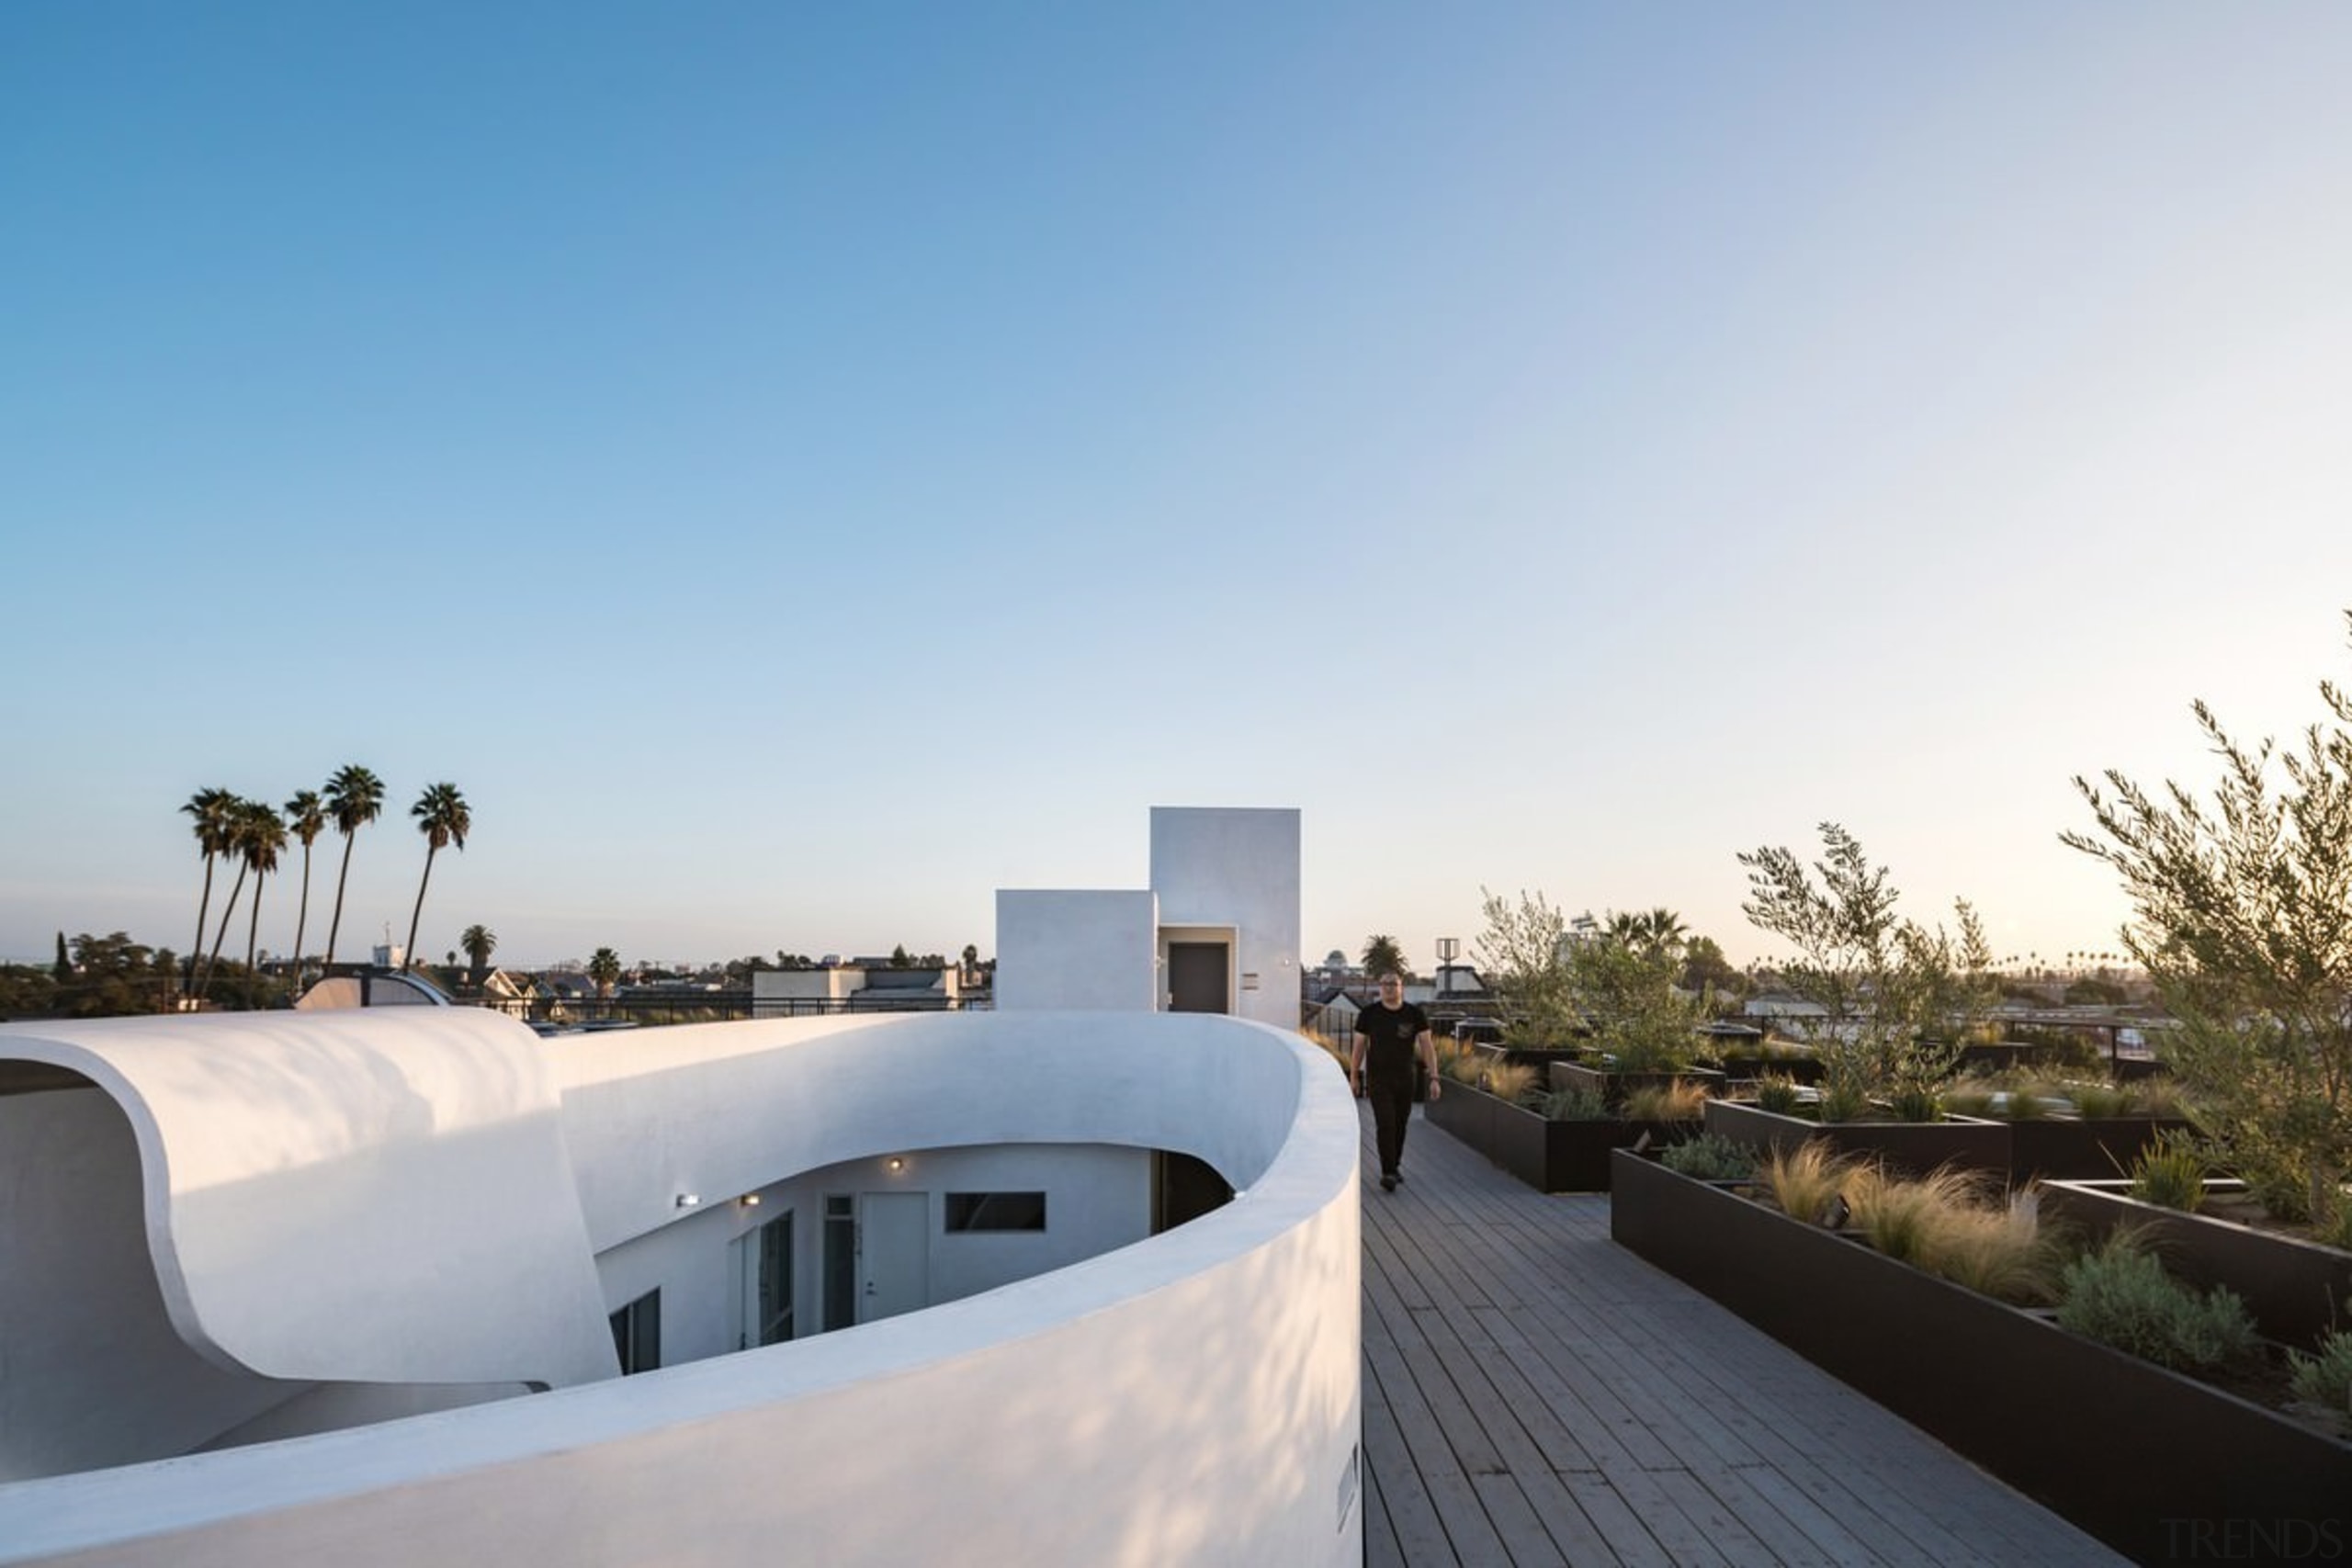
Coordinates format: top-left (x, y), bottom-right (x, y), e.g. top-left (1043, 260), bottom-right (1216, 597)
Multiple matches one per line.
top-left (0, 806), bottom-right (1355, 1566)
top-left (996, 806), bottom-right (1302, 1027)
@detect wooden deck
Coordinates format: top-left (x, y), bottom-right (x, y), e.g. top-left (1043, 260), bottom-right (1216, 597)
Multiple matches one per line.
top-left (1358, 1102), bottom-right (2130, 1567)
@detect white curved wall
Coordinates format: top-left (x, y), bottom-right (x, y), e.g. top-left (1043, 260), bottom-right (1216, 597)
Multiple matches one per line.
top-left (0, 1010), bottom-right (614, 1393)
top-left (0, 1010), bottom-right (1361, 1567)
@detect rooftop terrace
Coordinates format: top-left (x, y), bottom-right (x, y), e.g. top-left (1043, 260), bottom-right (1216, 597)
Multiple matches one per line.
top-left (1357, 1104), bottom-right (2130, 1567)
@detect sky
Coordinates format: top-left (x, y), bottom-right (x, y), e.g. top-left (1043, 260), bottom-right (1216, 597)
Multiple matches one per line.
top-left (6, 4), bottom-right (2352, 976)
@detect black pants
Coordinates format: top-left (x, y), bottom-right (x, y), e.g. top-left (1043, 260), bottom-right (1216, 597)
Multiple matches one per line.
top-left (1368, 1077), bottom-right (1416, 1177)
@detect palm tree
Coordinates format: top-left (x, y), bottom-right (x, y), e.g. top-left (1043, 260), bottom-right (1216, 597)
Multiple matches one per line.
top-left (461, 923), bottom-right (497, 987)
top-left (402, 782), bottom-right (470, 973)
top-left (1608, 908), bottom-right (1690, 957)
top-left (322, 764), bottom-right (385, 965)
top-left (239, 801), bottom-right (288, 987)
top-left (181, 786), bottom-right (238, 997)
top-left (283, 788), bottom-right (325, 984)
top-left (588, 946), bottom-right (622, 998)
top-left (1361, 933), bottom-right (1409, 980)
top-left (198, 796), bottom-right (263, 1001)
top-left (1639, 907), bottom-right (1689, 955)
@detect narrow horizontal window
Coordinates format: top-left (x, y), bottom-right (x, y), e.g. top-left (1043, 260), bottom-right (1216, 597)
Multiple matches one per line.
top-left (944, 1191), bottom-right (1046, 1233)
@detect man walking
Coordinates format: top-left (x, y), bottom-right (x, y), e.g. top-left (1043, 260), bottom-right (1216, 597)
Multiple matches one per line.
top-left (1351, 971), bottom-right (1439, 1191)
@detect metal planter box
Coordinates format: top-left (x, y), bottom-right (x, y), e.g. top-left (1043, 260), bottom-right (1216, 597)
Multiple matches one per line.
top-left (1610, 1152), bottom-right (2352, 1563)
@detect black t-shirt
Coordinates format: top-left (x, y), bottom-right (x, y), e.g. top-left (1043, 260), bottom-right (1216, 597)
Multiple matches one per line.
top-left (1360, 1000), bottom-right (1430, 1088)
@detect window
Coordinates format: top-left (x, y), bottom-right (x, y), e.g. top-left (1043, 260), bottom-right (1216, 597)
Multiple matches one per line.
top-left (609, 1289), bottom-right (661, 1374)
top-left (944, 1191), bottom-right (1046, 1233)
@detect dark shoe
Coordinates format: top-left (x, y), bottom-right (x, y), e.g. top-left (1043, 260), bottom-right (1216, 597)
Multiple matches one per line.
top-left (1392, 1169), bottom-right (1405, 1185)
top-left (1380, 1173), bottom-right (1398, 1191)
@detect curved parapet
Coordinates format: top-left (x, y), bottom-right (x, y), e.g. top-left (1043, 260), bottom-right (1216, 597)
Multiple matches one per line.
top-left (0, 1010), bottom-right (615, 1391)
top-left (0, 1009), bottom-right (1362, 1566)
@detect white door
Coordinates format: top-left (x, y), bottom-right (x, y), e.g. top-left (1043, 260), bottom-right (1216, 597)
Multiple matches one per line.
top-left (859, 1190), bottom-right (928, 1323)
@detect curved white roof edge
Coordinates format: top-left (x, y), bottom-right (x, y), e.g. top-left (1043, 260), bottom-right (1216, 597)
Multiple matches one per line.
top-left (0, 1009), bottom-right (614, 1388)
top-left (0, 1009), bottom-right (1364, 1567)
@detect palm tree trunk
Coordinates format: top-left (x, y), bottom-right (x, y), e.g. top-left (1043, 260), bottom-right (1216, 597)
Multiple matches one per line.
top-left (199, 863), bottom-right (249, 1002)
top-left (188, 854), bottom-right (215, 998)
top-left (291, 842), bottom-right (312, 983)
top-left (403, 847), bottom-right (437, 974)
top-left (245, 871), bottom-right (267, 988)
top-left (326, 834), bottom-right (356, 965)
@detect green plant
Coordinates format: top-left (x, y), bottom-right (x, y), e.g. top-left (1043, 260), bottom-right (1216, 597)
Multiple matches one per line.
top-left (2132, 1076), bottom-right (2185, 1118)
top-left (1761, 1140), bottom-right (1851, 1226)
top-left (1817, 1081), bottom-right (1869, 1123)
top-left (2066, 1081), bottom-right (2132, 1120)
top-left (1740, 822), bottom-right (1998, 1111)
top-left (1570, 924), bottom-right (1703, 1074)
top-left (1887, 1086), bottom-right (1942, 1123)
top-left (1476, 888), bottom-right (1580, 1046)
top-left (2288, 1330), bottom-right (2352, 1427)
top-left (2056, 1232), bottom-right (2258, 1373)
top-left (2065, 618), bottom-right (2352, 1237)
top-left (1940, 1079), bottom-right (1997, 1118)
top-left (1661, 1134), bottom-right (1756, 1180)
top-left (1536, 1085), bottom-right (1611, 1121)
top-left (1999, 1077), bottom-right (2056, 1121)
top-left (1753, 1074), bottom-right (1804, 1115)
top-left (1623, 1077), bottom-right (1709, 1122)
top-left (2129, 1131), bottom-right (2207, 1213)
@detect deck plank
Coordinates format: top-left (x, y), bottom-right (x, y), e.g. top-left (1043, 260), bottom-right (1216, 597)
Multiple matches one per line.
top-left (1360, 1100), bottom-right (2131, 1567)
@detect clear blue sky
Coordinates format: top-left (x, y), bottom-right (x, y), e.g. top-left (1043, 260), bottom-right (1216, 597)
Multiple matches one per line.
top-left (6, 4), bottom-right (2352, 973)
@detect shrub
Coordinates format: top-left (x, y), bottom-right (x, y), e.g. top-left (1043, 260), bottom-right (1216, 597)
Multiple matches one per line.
top-left (2129, 1131), bottom-right (2207, 1213)
top-left (1817, 1081), bottom-right (1869, 1123)
top-left (1887, 1086), bottom-right (1942, 1123)
top-left (1623, 1077), bottom-right (1709, 1122)
top-left (1661, 1134), bottom-right (1756, 1180)
top-left (1538, 1085), bottom-right (1611, 1121)
top-left (2066, 626), bottom-right (2352, 1240)
top-left (1572, 931), bottom-right (1703, 1074)
top-left (1739, 823), bottom-right (1997, 1110)
top-left (2131, 1076), bottom-right (2185, 1118)
top-left (2288, 1331), bottom-right (2352, 1428)
top-left (1754, 1074), bottom-right (1804, 1115)
top-left (2065, 1080), bottom-right (2132, 1120)
top-left (1940, 1079), bottom-right (1997, 1118)
top-left (2057, 1232), bottom-right (2258, 1373)
top-left (1997, 1078), bottom-right (2054, 1121)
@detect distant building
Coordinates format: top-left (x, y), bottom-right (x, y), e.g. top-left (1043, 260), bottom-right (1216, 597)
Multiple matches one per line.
top-left (749, 962), bottom-right (962, 1016)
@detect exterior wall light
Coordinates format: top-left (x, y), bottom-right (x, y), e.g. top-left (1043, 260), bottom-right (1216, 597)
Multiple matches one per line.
top-left (739, 1193), bottom-right (762, 1208)
top-left (886, 1156), bottom-right (906, 1173)
top-left (675, 1193), bottom-right (701, 1209)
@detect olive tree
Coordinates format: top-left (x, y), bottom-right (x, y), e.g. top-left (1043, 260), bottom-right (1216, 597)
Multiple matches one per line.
top-left (2064, 620), bottom-right (2352, 1229)
top-left (1567, 919), bottom-right (1705, 1073)
top-left (1740, 824), bottom-right (1995, 1118)
top-left (1475, 888), bottom-right (1578, 1046)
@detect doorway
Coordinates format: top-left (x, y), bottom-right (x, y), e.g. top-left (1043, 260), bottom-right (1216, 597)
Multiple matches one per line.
top-left (734, 1210), bottom-right (794, 1349)
top-left (859, 1190), bottom-right (929, 1324)
top-left (1167, 942), bottom-right (1230, 1013)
